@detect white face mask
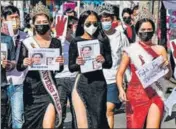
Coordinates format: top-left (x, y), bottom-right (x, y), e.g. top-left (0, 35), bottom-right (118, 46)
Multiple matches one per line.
top-left (84, 24), bottom-right (98, 36)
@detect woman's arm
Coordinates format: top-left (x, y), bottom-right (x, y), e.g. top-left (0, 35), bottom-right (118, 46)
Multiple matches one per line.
top-left (160, 46), bottom-right (172, 79)
top-left (116, 52), bottom-right (130, 101)
top-left (68, 40), bottom-right (80, 72)
top-left (16, 43), bottom-right (28, 71)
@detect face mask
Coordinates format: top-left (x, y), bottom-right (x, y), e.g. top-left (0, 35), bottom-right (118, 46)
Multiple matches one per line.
top-left (139, 31), bottom-right (154, 42)
top-left (123, 17), bottom-right (131, 25)
top-left (84, 24), bottom-right (98, 36)
top-left (35, 24), bottom-right (50, 35)
top-left (102, 21), bottom-right (112, 31)
top-left (11, 20), bottom-right (20, 30)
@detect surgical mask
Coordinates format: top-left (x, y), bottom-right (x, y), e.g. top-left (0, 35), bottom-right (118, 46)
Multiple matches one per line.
top-left (84, 24), bottom-right (98, 36)
top-left (11, 20), bottom-right (20, 30)
top-left (139, 31), bottom-right (154, 42)
top-left (123, 17), bottom-right (131, 25)
top-left (102, 21), bottom-right (112, 31)
top-left (35, 24), bottom-right (50, 35)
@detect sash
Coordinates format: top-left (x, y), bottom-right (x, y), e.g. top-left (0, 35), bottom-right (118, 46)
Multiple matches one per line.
top-left (23, 37), bottom-right (62, 127)
top-left (124, 42), bottom-right (169, 100)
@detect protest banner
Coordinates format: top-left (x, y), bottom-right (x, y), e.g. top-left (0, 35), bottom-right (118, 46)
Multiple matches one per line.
top-left (1, 43), bottom-right (8, 64)
top-left (77, 40), bottom-right (102, 73)
top-left (55, 15), bottom-right (68, 38)
top-left (28, 48), bottom-right (60, 71)
top-left (136, 56), bottom-right (169, 88)
top-left (63, 2), bottom-right (76, 12)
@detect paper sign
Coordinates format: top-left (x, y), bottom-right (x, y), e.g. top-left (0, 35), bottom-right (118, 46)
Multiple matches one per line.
top-left (1, 43), bottom-right (8, 64)
top-left (77, 40), bottom-right (102, 73)
top-left (63, 2), bottom-right (76, 12)
top-left (136, 56), bottom-right (169, 88)
top-left (28, 48), bottom-right (60, 71)
top-left (1, 21), bottom-right (14, 36)
top-left (55, 15), bottom-right (68, 38)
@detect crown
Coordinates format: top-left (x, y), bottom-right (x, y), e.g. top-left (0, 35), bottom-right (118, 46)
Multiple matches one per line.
top-left (80, 2), bottom-right (114, 16)
top-left (134, 7), bottom-right (155, 23)
top-left (31, 1), bottom-right (50, 18)
top-left (98, 3), bottom-right (114, 15)
top-left (80, 2), bottom-right (99, 15)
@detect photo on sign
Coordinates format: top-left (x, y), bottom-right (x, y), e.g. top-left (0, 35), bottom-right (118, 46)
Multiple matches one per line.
top-left (31, 52), bottom-right (46, 66)
top-left (1, 51), bottom-right (7, 61)
top-left (46, 57), bottom-right (55, 65)
top-left (92, 60), bottom-right (102, 70)
top-left (80, 45), bottom-right (93, 59)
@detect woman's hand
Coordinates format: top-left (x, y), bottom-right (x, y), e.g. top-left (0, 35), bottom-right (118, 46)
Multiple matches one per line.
top-left (56, 56), bottom-right (64, 65)
top-left (119, 88), bottom-right (128, 102)
top-left (76, 56), bottom-right (85, 65)
top-left (23, 58), bottom-right (33, 67)
top-left (160, 57), bottom-right (169, 69)
top-left (96, 55), bottom-right (105, 63)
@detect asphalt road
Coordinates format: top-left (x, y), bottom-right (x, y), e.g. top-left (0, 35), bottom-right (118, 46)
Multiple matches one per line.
top-left (63, 80), bottom-right (176, 128)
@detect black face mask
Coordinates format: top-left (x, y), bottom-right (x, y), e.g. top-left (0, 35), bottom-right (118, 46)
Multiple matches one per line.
top-left (123, 17), bottom-right (131, 25)
top-left (139, 31), bottom-right (154, 42)
top-left (35, 24), bottom-right (50, 35)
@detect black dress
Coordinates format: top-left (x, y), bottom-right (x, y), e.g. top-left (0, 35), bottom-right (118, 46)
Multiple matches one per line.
top-left (17, 37), bottom-right (63, 128)
top-left (69, 37), bottom-right (112, 128)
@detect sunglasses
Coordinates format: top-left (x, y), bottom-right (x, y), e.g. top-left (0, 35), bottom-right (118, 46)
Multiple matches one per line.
top-left (84, 22), bottom-right (99, 27)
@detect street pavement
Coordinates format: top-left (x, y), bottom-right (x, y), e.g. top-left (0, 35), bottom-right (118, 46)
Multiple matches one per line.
top-left (64, 105), bottom-right (176, 128)
top-left (63, 79), bottom-right (176, 128)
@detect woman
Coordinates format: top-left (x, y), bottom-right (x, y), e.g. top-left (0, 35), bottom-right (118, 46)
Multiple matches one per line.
top-left (69, 10), bottom-right (112, 128)
top-left (116, 17), bottom-right (172, 128)
top-left (17, 2), bottom-right (64, 128)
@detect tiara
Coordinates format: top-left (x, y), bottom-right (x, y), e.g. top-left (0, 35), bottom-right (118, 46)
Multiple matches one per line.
top-left (80, 2), bottom-right (114, 15)
top-left (98, 3), bottom-right (114, 15)
top-left (134, 7), bottom-right (155, 23)
top-left (80, 3), bottom-right (99, 15)
top-left (31, 1), bottom-right (50, 18)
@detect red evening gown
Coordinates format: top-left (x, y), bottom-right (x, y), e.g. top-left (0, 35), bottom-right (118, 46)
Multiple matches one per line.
top-left (126, 43), bottom-right (164, 128)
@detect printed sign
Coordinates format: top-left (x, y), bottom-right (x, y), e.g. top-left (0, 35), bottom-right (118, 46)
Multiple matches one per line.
top-left (136, 56), bottom-right (169, 88)
top-left (77, 40), bottom-right (102, 73)
top-left (1, 21), bottom-right (14, 36)
top-left (28, 48), bottom-right (60, 71)
top-left (1, 43), bottom-right (8, 64)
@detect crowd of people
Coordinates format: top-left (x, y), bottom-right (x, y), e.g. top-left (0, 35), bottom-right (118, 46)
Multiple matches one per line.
top-left (1, 1), bottom-right (175, 129)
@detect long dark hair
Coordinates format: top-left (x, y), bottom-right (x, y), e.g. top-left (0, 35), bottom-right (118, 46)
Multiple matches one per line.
top-left (75, 10), bottom-right (109, 43)
top-left (135, 18), bottom-right (155, 34)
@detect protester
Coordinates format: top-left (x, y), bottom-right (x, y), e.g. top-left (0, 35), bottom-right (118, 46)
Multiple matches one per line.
top-left (55, 16), bottom-right (78, 129)
top-left (64, 8), bottom-right (77, 17)
top-left (1, 7), bottom-right (16, 129)
top-left (16, 2), bottom-right (64, 128)
top-left (69, 10), bottom-right (112, 128)
top-left (116, 9), bottom-right (172, 128)
top-left (132, 5), bottom-right (139, 23)
top-left (116, 8), bottom-right (136, 43)
top-left (2, 5), bottom-right (28, 129)
top-left (1, 33), bottom-right (16, 129)
top-left (100, 10), bottom-right (129, 128)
